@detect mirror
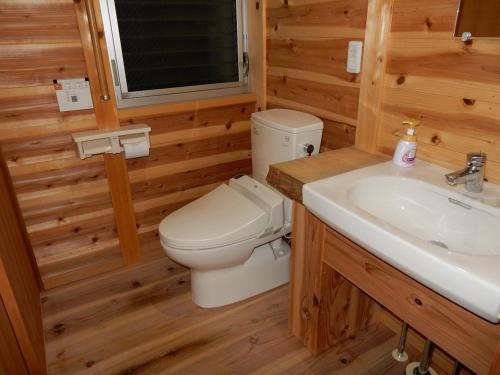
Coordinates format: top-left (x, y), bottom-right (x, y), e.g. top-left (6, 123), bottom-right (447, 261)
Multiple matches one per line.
top-left (455, 0), bottom-right (500, 39)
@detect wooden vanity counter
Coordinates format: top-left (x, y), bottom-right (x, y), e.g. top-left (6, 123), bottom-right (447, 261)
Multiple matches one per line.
top-left (266, 147), bottom-right (389, 203)
top-left (267, 147), bottom-right (500, 375)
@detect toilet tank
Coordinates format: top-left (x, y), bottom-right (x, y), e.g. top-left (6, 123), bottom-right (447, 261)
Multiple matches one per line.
top-left (251, 109), bottom-right (324, 185)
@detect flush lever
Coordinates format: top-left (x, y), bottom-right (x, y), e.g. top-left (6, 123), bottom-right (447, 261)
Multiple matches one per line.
top-left (303, 143), bottom-right (314, 156)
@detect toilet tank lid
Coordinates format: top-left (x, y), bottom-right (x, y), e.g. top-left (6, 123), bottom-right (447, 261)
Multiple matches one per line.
top-left (251, 109), bottom-right (323, 134)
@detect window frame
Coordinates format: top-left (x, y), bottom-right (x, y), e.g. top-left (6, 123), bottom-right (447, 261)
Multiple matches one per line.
top-left (99, 0), bottom-right (249, 108)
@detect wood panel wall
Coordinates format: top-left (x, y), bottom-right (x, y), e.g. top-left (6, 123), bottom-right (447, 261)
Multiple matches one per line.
top-left (0, 0), bottom-right (123, 289)
top-left (0, 0), bottom-right (256, 288)
top-left (0, 296), bottom-right (28, 374)
top-left (0, 148), bottom-right (46, 373)
top-left (376, 0), bottom-right (500, 184)
top-left (266, 0), bottom-right (368, 150)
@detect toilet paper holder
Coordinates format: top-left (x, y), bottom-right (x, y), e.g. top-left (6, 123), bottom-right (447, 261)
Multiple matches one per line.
top-left (72, 124), bottom-right (151, 159)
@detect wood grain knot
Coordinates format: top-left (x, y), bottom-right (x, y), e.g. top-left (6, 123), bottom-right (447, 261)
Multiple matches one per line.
top-left (431, 135), bottom-right (441, 145)
top-left (396, 76), bottom-right (406, 85)
top-left (339, 357), bottom-right (351, 365)
top-left (225, 121), bottom-right (232, 129)
top-left (52, 323), bottom-right (66, 336)
top-left (131, 281), bottom-right (141, 288)
top-left (313, 295), bottom-right (319, 306)
top-left (425, 18), bottom-right (433, 29)
top-left (364, 263), bottom-right (377, 274)
top-left (249, 336), bottom-right (259, 345)
top-left (414, 297), bottom-right (423, 306)
top-left (302, 308), bottom-right (311, 320)
top-left (463, 98), bottom-right (476, 106)
top-left (86, 361), bottom-right (95, 368)
top-left (256, 1), bottom-right (260, 10)
top-left (284, 0), bottom-right (289, 6)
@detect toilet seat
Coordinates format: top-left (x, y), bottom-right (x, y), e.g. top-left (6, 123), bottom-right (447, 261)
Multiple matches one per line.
top-left (159, 183), bottom-right (271, 251)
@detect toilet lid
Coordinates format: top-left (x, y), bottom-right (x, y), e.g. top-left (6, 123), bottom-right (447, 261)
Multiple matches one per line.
top-left (159, 184), bottom-right (268, 250)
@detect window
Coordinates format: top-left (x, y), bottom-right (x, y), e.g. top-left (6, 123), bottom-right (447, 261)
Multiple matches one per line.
top-left (100, 0), bottom-right (248, 108)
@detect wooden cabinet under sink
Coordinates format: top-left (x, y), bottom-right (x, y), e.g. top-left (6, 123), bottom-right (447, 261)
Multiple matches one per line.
top-left (289, 201), bottom-right (500, 375)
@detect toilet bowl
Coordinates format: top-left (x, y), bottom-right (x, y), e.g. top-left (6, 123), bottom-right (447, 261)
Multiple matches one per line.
top-left (160, 175), bottom-right (290, 307)
top-left (159, 109), bottom-right (324, 308)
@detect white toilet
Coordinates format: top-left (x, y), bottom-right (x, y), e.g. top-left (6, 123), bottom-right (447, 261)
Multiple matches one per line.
top-left (159, 109), bottom-right (323, 308)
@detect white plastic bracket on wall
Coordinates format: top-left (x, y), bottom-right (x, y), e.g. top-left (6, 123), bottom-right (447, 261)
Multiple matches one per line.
top-left (72, 124), bottom-right (151, 159)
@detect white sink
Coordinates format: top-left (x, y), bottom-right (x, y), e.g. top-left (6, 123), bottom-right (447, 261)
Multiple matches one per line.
top-left (303, 160), bottom-right (500, 322)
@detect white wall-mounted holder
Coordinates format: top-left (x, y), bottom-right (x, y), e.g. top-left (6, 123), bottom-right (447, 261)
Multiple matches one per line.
top-left (347, 41), bottom-right (363, 74)
top-left (72, 124), bottom-right (151, 159)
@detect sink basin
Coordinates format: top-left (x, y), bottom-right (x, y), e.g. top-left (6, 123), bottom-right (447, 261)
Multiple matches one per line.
top-left (303, 160), bottom-right (500, 322)
top-left (349, 176), bottom-right (500, 256)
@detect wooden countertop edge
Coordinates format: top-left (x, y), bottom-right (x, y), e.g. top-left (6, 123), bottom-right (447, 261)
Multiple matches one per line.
top-left (266, 147), bottom-right (390, 203)
top-left (267, 167), bottom-right (304, 202)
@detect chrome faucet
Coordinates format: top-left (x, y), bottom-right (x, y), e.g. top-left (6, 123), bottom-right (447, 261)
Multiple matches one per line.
top-left (445, 152), bottom-right (486, 193)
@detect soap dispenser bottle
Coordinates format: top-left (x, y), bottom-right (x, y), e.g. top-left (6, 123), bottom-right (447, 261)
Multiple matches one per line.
top-left (392, 120), bottom-right (419, 167)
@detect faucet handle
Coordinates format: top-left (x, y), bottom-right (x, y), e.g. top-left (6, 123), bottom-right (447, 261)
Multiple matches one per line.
top-left (467, 152), bottom-right (486, 167)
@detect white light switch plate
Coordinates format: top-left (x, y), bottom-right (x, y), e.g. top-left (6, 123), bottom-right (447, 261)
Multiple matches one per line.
top-left (347, 41), bottom-right (363, 74)
top-left (54, 78), bottom-right (94, 112)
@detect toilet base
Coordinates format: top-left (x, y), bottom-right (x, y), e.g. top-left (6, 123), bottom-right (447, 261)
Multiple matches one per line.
top-left (190, 238), bottom-right (291, 308)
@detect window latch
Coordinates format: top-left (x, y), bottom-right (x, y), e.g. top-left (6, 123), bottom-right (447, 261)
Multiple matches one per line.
top-left (111, 59), bottom-right (120, 86)
top-left (242, 52), bottom-right (250, 78)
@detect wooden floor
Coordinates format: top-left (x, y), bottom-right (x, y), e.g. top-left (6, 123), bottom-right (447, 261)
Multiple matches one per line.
top-left (42, 257), bottom-right (436, 375)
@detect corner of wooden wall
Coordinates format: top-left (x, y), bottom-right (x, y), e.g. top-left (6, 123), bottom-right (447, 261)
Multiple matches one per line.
top-left (355, 0), bottom-right (394, 153)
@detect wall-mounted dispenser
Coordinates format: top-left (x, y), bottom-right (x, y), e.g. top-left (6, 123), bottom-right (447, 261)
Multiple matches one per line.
top-left (72, 124), bottom-right (151, 159)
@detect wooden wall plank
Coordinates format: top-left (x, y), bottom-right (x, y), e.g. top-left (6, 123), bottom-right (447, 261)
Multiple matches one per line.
top-left (321, 119), bottom-right (357, 151)
top-left (0, 296), bottom-right (29, 375)
top-left (0, 0), bottom-right (121, 289)
top-left (0, 1), bottom-right (81, 43)
top-left (266, 0), bottom-right (368, 149)
top-left (374, 0), bottom-right (500, 184)
top-left (267, 74), bottom-right (360, 122)
top-left (355, 0), bottom-right (394, 152)
top-left (248, 0), bottom-right (267, 111)
top-left (390, 0), bottom-right (458, 34)
top-left (0, 148), bottom-right (46, 374)
top-left (74, 0), bottom-right (141, 264)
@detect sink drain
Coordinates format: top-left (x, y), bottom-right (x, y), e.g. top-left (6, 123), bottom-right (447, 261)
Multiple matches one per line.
top-left (429, 240), bottom-right (448, 249)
